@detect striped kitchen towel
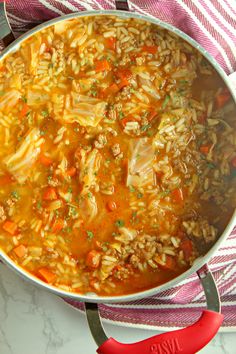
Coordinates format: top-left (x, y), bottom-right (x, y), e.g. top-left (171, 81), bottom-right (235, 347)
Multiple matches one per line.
top-left (2, 0), bottom-right (236, 330)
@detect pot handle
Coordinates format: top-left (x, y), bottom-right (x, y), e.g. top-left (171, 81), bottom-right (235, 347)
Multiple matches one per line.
top-left (0, 1), bottom-right (15, 46)
top-left (85, 265), bottom-right (223, 354)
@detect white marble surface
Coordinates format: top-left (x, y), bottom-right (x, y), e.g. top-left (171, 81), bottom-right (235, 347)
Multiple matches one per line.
top-left (0, 263), bottom-right (235, 354)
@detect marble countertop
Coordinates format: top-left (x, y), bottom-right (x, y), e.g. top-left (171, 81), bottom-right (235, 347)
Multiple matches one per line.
top-left (0, 264), bottom-right (235, 354)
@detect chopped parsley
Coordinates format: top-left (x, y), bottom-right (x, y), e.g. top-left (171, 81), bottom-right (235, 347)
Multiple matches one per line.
top-left (21, 95), bottom-right (27, 102)
top-left (86, 230), bottom-right (94, 240)
top-left (37, 201), bottom-right (42, 209)
top-left (141, 124), bottom-right (151, 132)
top-left (40, 130), bottom-right (46, 136)
top-left (119, 111), bottom-right (124, 119)
top-left (207, 162), bottom-right (215, 169)
top-left (48, 63), bottom-right (53, 69)
top-left (68, 187), bottom-right (73, 193)
top-left (115, 219), bottom-right (124, 228)
top-left (129, 185), bottom-right (135, 192)
top-left (41, 110), bottom-right (49, 117)
top-left (162, 95), bottom-right (170, 109)
top-left (130, 211), bottom-right (139, 225)
top-left (87, 192), bottom-right (93, 199)
top-left (137, 192), bottom-right (143, 199)
top-left (11, 191), bottom-right (19, 200)
top-left (159, 189), bottom-right (170, 198)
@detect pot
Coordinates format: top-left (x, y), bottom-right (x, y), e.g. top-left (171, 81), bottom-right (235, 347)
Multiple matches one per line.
top-left (0, 1), bottom-right (235, 353)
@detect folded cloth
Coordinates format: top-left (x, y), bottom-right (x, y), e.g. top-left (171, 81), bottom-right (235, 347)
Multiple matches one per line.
top-left (1, 0), bottom-right (236, 330)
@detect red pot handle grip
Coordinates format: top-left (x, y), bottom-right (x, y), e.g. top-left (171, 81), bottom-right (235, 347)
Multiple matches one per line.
top-left (97, 310), bottom-right (223, 354)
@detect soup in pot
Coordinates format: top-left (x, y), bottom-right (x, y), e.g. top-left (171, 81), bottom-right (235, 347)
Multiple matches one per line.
top-left (0, 15), bottom-right (235, 295)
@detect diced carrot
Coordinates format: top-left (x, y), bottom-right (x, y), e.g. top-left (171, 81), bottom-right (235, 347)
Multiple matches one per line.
top-left (43, 187), bottom-right (57, 201)
top-left (13, 244), bottom-right (27, 258)
top-left (20, 103), bottom-right (30, 117)
top-left (3, 220), bottom-right (18, 235)
top-left (66, 166), bottom-right (77, 177)
top-left (148, 111), bottom-right (158, 122)
top-left (215, 88), bottom-right (231, 109)
top-left (231, 156), bottom-right (236, 168)
top-left (106, 37), bottom-right (116, 50)
top-left (120, 116), bottom-right (136, 128)
top-left (200, 145), bottom-right (211, 154)
top-left (106, 200), bottom-right (117, 212)
top-left (198, 113), bottom-right (207, 124)
top-left (0, 174), bottom-right (13, 186)
top-left (142, 45), bottom-right (158, 54)
top-left (118, 78), bottom-right (130, 90)
top-left (108, 83), bottom-right (120, 94)
top-left (38, 268), bottom-right (55, 283)
top-left (86, 250), bottom-right (101, 269)
top-left (159, 255), bottom-right (176, 271)
top-left (39, 154), bottom-right (53, 167)
top-left (116, 68), bottom-right (132, 80)
top-left (52, 218), bottom-right (65, 233)
top-left (181, 239), bottom-right (193, 260)
top-left (171, 188), bottom-right (184, 203)
top-left (95, 59), bottom-right (111, 72)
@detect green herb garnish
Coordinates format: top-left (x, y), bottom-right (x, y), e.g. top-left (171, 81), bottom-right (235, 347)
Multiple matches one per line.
top-left (129, 185), bottom-right (135, 192)
top-left (162, 95), bottom-right (170, 109)
top-left (86, 230), bottom-right (94, 240)
top-left (11, 191), bottom-right (19, 200)
top-left (141, 124), bottom-right (151, 132)
top-left (137, 192), bottom-right (143, 199)
top-left (119, 111), bottom-right (124, 119)
top-left (115, 219), bottom-right (124, 228)
top-left (41, 110), bottom-right (49, 117)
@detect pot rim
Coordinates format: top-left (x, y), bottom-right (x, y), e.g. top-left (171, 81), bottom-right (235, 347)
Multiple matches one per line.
top-left (0, 9), bottom-right (235, 303)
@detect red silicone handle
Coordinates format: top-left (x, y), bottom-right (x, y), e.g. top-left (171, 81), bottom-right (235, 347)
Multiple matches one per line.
top-left (97, 310), bottom-right (223, 354)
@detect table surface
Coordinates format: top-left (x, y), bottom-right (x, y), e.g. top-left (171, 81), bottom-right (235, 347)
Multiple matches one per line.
top-left (0, 264), bottom-right (235, 354)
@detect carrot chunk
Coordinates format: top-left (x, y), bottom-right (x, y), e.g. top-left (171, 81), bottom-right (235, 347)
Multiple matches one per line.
top-left (106, 37), bottom-right (116, 50)
top-left (20, 103), bottom-right (30, 117)
top-left (66, 167), bottom-right (77, 177)
top-left (43, 187), bottom-right (57, 200)
top-left (200, 144), bottom-right (211, 154)
top-left (142, 45), bottom-right (158, 54)
top-left (86, 250), bottom-right (101, 269)
top-left (118, 78), bottom-right (130, 90)
top-left (13, 244), bottom-right (27, 258)
top-left (148, 111), bottom-right (158, 122)
top-left (106, 200), bottom-right (117, 212)
top-left (38, 268), bottom-right (55, 283)
top-left (181, 239), bottom-right (193, 260)
top-left (51, 218), bottom-right (65, 233)
top-left (159, 255), bottom-right (176, 270)
top-left (171, 188), bottom-right (184, 203)
top-left (3, 220), bottom-right (18, 235)
top-left (39, 154), bottom-right (53, 167)
top-left (108, 83), bottom-right (120, 94)
top-left (95, 59), bottom-right (111, 72)
top-left (215, 88), bottom-right (231, 109)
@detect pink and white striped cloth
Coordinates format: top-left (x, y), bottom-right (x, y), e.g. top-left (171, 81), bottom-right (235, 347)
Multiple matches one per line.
top-left (2, 0), bottom-right (236, 330)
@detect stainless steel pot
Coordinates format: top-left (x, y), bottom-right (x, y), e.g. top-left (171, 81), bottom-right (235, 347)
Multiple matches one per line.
top-left (0, 1), bottom-right (235, 353)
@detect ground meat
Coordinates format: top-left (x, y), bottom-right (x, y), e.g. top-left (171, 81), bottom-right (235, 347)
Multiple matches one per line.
top-left (48, 177), bottom-right (60, 187)
top-left (111, 143), bottom-right (121, 157)
top-left (182, 218), bottom-right (217, 243)
top-left (0, 205), bottom-right (6, 222)
top-left (94, 134), bottom-right (107, 149)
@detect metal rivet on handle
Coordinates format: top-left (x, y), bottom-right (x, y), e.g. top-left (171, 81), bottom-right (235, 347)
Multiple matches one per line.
top-left (115, 0), bottom-right (130, 11)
